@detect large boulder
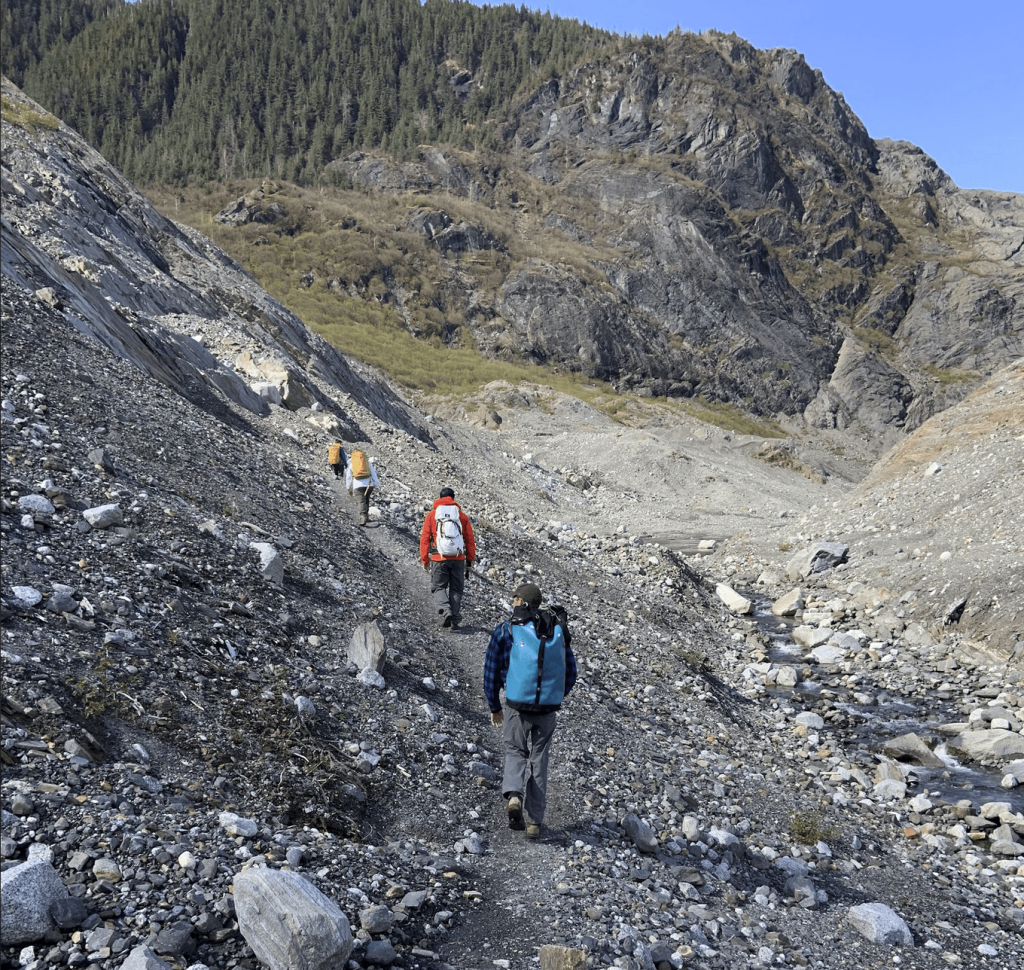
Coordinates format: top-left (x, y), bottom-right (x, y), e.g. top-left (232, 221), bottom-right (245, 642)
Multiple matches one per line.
top-left (883, 732), bottom-right (945, 768)
top-left (235, 352), bottom-right (317, 411)
top-left (348, 621), bottom-right (387, 673)
top-left (847, 902), bottom-right (913, 946)
top-left (233, 867), bottom-right (353, 970)
top-left (716, 583), bottom-right (753, 615)
top-left (0, 857), bottom-right (70, 945)
top-left (947, 729), bottom-right (1024, 764)
top-left (771, 587), bottom-right (803, 617)
top-left (786, 542), bottom-right (849, 580)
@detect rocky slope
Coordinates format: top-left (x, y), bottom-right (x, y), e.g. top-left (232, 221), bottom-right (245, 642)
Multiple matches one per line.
top-left (2, 72), bottom-right (1023, 970)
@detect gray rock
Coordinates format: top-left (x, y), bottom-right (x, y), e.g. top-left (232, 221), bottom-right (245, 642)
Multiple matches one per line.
top-left (10, 793), bottom-right (34, 816)
top-left (882, 732), bottom-right (944, 768)
top-left (82, 503), bottom-right (123, 529)
top-left (154, 921), bottom-right (195, 956)
top-left (622, 813), bottom-right (659, 853)
top-left (363, 939), bottom-right (399, 966)
top-left (234, 866), bottom-right (353, 970)
top-left (948, 729), bottom-right (1024, 763)
top-left (359, 904), bottom-right (393, 934)
top-left (784, 875), bottom-right (818, 909)
top-left (251, 542), bottom-right (284, 585)
top-left (349, 621), bottom-right (386, 673)
top-left (0, 859), bottom-right (70, 945)
top-left (17, 494), bottom-right (55, 516)
top-left (218, 812), bottom-right (258, 838)
top-left (771, 587), bottom-right (803, 616)
top-left (92, 857), bottom-right (121, 882)
top-left (87, 448), bottom-right (116, 473)
top-left (786, 542), bottom-right (849, 580)
top-left (49, 896), bottom-right (89, 930)
top-left (119, 946), bottom-right (175, 970)
top-left (847, 902), bottom-right (914, 946)
top-left (45, 584), bottom-right (78, 613)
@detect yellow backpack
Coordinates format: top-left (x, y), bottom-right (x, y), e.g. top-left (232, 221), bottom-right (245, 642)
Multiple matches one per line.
top-left (350, 450), bottom-right (371, 478)
top-left (328, 443), bottom-right (343, 464)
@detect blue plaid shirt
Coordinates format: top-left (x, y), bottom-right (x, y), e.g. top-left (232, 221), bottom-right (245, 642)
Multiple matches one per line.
top-left (484, 608), bottom-right (577, 713)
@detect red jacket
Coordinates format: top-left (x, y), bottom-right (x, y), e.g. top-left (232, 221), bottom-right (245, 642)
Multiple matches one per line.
top-left (420, 497), bottom-right (476, 565)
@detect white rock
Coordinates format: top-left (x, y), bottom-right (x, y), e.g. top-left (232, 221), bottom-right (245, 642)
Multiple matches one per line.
top-left (348, 621), bottom-right (386, 673)
top-left (82, 503), bottom-right (124, 529)
top-left (10, 586), bottom-right (42, 608)
top-left (794, 712), bottom-right (824, 730)
top-left (234, 866), bottom-right (353, 970)
top-left (847, 902), bottom-right (913, 945)
top-left (218, 812), bottom-right (259, 838)
top-left (251, 542), bottom-right (284, 585)
top-left (809, 645), bottom-right (846, 664)
top-left (357, 668), bottom-right (386, 689)
top-left (17, 495), bottom-right (55, 516)
top-left (715, 583), bottom-right (753, 615)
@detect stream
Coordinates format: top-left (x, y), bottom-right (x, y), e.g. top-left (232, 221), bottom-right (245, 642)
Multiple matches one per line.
top-left (747, 595), bottom-right (1019, 811)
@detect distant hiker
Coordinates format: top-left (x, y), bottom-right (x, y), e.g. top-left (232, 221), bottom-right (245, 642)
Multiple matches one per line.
top-left (345, 449), bottom-right (379, 526)
top-left (327, 440), bottom-right (347, 479)
top-left (484, 582), bottom-right (576, 840)
top-left (419, 487), bottom-right (476, 629)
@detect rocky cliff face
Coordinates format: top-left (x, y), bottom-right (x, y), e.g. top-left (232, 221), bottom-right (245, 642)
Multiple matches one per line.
top-left (334, 32), bottom-right (1023, 440)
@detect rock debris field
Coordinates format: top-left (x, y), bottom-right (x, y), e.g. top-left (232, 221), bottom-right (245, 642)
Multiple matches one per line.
top-left (3, 290), bottom-right (1023, 970)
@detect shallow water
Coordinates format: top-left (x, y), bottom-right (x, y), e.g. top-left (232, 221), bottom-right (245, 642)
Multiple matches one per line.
top-left (749, 594), bottom-right (1021, 811)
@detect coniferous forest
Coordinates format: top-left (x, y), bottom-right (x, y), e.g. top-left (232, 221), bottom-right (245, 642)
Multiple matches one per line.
top-left (2, 0), bottom-right (616, 184)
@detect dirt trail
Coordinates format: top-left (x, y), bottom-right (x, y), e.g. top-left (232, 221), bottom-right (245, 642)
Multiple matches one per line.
top-left (341, 483), bottom-right (583, 967)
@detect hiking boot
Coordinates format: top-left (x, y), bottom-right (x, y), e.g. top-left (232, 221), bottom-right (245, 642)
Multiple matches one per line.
top-left (525, 823), bottom-right (541, 840)
top-left (358, 514), bottom-right (368, 526)
top-left (507, 795), bottom-right (525, 830)
top-left (449, 617), bottom-right (459, 630)
top-left (440, 613), bottom-right (452, 629)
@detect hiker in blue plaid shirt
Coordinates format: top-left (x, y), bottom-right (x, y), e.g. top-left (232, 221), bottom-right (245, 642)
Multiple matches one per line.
top-left (483, 582), bottom-right (577, 839)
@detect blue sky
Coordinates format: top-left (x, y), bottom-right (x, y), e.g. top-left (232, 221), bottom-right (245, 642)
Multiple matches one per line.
top-left (528, 0), bottom-right (1023, 194)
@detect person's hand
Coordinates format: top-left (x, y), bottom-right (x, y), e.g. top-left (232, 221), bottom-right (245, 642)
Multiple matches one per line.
top-left (490, 710), bottom-right (503, 728)
top-left (464, 562), bottom-right (472, 580)
top-left (422, 561), bottom-right (430, 572)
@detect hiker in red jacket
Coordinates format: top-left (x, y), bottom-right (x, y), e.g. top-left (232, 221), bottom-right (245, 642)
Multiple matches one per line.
top-left (419, 487), bottom-right (476, 629)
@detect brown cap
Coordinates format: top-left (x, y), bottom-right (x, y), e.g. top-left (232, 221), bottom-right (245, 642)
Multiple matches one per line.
top-left (513, 583), bottom-right (542, 608)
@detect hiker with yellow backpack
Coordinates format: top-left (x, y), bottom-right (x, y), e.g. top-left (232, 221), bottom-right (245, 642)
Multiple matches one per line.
top-left (345, 448), bottom-right (379, 526)
top-left (327, 440), bottom-right (347, 479)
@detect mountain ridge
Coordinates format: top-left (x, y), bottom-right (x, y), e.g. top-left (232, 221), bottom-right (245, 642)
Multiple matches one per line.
top-left (3, 1), bottom-right (1022, 445)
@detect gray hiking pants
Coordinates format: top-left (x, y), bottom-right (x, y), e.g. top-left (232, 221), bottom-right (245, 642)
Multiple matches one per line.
top-left (430, 558), bottom-right (465, 622)
top-left (354, 485), bottom-right (373, 523)
top-left (502, 708), bottom-right (557, 825)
